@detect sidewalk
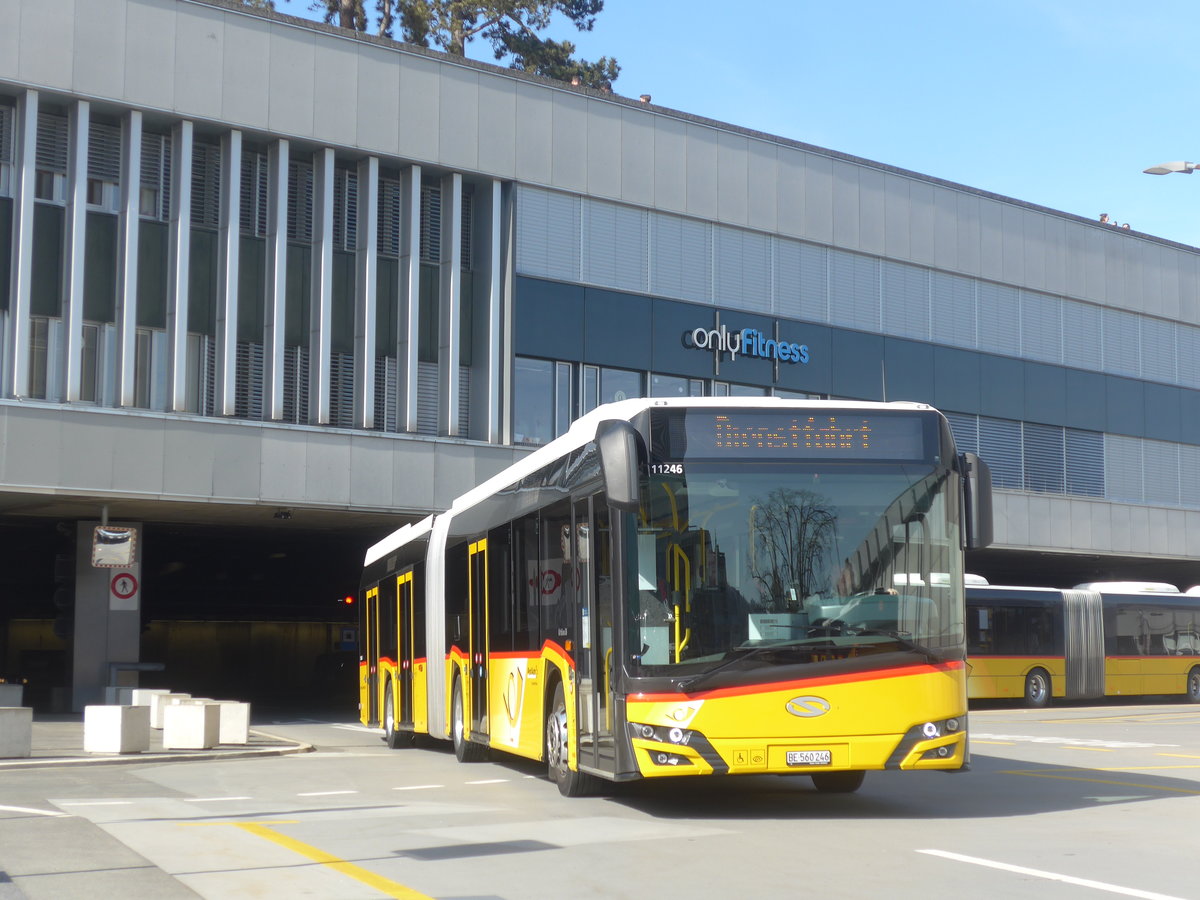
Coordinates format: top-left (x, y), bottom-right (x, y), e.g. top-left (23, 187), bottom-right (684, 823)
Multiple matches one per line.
top-left (0, 715), bottom-right (312, 770)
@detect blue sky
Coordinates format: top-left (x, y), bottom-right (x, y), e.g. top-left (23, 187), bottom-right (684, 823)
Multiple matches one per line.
top-left (283, 1), bottom-right (1200, 248)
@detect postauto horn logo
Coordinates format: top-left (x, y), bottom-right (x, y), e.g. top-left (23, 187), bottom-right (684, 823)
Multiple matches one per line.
top-left (785, 696), bottom-right (831, 717)
top-left (684, 323), bottom-right (809, 364)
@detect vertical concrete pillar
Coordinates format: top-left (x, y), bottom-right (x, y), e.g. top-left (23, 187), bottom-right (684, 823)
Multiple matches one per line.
top-left (354, 156), bottom-right (379, 429)
top-left (437, 172), bottom-right (462, 436)
top-left (72, 522), bottom-right (143, 712)
top-left (397, 164), bottom-right (421, 433)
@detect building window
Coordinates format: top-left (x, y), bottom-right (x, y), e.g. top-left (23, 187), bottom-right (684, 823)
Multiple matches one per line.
top-left (87, 121), bottom-right (121, 212)
top-left (134, 329), bottom-right (153, 409)
top-left (333, 167), bottom-right (358, 252)
top-left (378, 176), bottom-right (402, 257)
top-left (419, 183), bottom-right (440, 263)
top-left (80, 323), bottom-right (100, 402)
top-left (35, 112), bottom-right (67, 203)
top-left (241, 149), bottom-right (269, 238)
top-left (514, 357), bottom-right (553, 446)
top-left (0, 103), bottom-right (12, 196)
top-left (191, 140), bottom-right (221, 229)
top-left (140, 132), bottom-right (171, 221)
top-left (287, 159), bottom-right (313, 243)
top-left (598, 366), bottom-right (643, 406)
top-left (28, 317), bottom-right (50, 399)
top-left (554, 362), bottom-right (572, 438)
top-left (650, 373), bottom-right (689, 398)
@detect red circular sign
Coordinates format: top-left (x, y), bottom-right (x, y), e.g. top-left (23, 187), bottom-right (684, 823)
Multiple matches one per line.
top-left (111, 573), bottom-right (139, 600)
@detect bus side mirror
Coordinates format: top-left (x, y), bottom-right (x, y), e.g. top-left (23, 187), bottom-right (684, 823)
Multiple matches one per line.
top-left (961, 451), bottom-right (993, 550)
top-left (596, 419), bottom-right (641, 513)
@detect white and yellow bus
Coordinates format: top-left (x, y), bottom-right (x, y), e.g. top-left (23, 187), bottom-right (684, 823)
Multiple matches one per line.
top-left (359, 397), bottom-right (993, 796)
top-left (966, 582), bottom-right (1200, 707)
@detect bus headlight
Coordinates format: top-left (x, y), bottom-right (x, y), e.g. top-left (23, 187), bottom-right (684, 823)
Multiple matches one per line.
top-left (920, 717), bottom-right (963, 739)
top-left (628, 722), bottom-right (695, 746)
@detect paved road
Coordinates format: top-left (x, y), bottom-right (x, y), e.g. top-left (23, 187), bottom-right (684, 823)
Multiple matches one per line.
top-left (3, 702), bottom-right (1200, 899)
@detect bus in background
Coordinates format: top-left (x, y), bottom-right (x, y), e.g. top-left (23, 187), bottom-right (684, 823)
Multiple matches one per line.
top-left (966, 582), bottom-right (1200, 707)
top-left (360, 398), bottom-right (993, 796)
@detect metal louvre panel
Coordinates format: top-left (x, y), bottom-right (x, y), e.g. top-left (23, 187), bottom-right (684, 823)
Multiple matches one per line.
top-left (944, 412), bottom-right (979, 456)
top-left (1022, 422), bottom-right (1065, 494)
top-left (373, 355), bottom-right (397, 431)
top-left (978, 416), bottom-right (1022, 490)
top-left (235, 340), bottom-right (264, 420)
top-left (1180, 444), bottom-right (1200, 507)
top-left (201, 334), bottom-right (216, 416)
top-left (1143, 439), bottom-right (1181, 506)
top-left (458, 364), bottom-right (470, 436)
top-left (582, 199), bottom-right (648, 294)
top-left (378, 178), bottom-right (402, 258)
top-left (1063, 589), bottom-right (1104, 700)
top-left (329, 351), bottom-right (356, 428)
top-left (287, 160), bottom-right (313, 243)
top-left (1104, 434), bottom-right (1143, 503)
top-left (515, 185), bottom-right (581, 281)
top-left (1101, 307), bottom-right (1140, 377)
top-left (1019, 290), bottom-right (1063, 364)
top-left (36, 112), bottom-right (68, 173)
top-left (1178, 325), bottom-right (1200, 389)
top-left (880, 260), bottom-right (929, 340)
top-left (191, 141), bottom-right (221, 229)
top-left (976, 282), bottom-right (1020, 356)
top-left (929, 270), bottom-right (976, 349)
top-left (828, 250), bottom-right (879, 332)
top-left (1065, 428), bottom-right (1104, 497)
top-left (651, 214), bottom-right (712, 304)
top-left (333, 168), bottom-right (358, 252)
top-left (416, 360), bottom-right (438, 434)
top-left (772, 238), bottom-right (803, 319)
top-left (714, 224), bottom-right (771, 313)
top-left (797, 241), bottom-right (830, 323)
top-left (419, 183), bottom-right (441, 263)
top-left (0, 104), bottom-right (12, 164)
top-left (460, 187), bottom-right (472, 270)
top-left (89, 122), bottom-right (122, 183)
top-left (1140, 316), bottom-right (1177, 385)
top-left (240, 151), bottom-right (269, 238)
top-left (283, 346), bottom-right (309, 424)
top-left (1062, 301), bottom-right (1101, 371)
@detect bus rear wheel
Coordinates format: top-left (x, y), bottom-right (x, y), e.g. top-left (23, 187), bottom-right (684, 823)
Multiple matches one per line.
top-left (811, 770), bottom-right (865, 793)
top-left (545, 682), bottom-right (598, 797)
top-left (384, 683), bottom-right (413, 749)
top-left (451, 678), bottom-right (486, 762)
top-left (1024, 669), bottom-right (1051, 708)
top-left (1187, 667), bottom-right (1200, 703)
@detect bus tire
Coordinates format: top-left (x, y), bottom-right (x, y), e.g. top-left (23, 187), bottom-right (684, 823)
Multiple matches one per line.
top-left (1187, 667), bottom-right (1200, 703)
top-left (545, 681), bottom-right (599, 797)
top-left (451, 677), bottom-right (486, 762)
top-left (384, 682), bottom-right (413, 749)
top-left (1024, 669), bottom-right (1051, 708)
top-left (811, 770), bottom-right (865, 793)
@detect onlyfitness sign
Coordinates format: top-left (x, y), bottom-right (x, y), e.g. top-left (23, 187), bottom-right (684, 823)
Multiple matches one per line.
top-left (683, 322), bottom-right (810, 365)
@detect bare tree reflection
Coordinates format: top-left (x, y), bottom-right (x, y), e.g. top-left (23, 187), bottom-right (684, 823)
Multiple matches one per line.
top-left (748, 488), bottom-right (837, 611)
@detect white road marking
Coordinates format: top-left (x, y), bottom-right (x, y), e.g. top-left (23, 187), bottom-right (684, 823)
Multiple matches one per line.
top-left (0, 804), bottom-right (69, 817)
top-left (328, 724), bottom-right (381, 734)
top-left (183, 796), bottom-right (253, 803)
top-left (392, 784), bottom-right (442, 791)
top-left (973, 733), bottom-right (1177, 749)
top-left (465, 779), bottom-right (508, 785)
top-left (297, 790), bottom-right (359, 797)
top-left (54, 800), bottom-right (133, 807)
top-left (918, 849), bottom-right (1187, 900)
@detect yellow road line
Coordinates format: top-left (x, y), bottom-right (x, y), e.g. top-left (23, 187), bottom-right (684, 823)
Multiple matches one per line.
top-left (183, 820), bottom-right (433, 899)
top-left (999, 770), bottom-right (1200, 794)
top-left (1158, 753), bottom-right (1200, 759)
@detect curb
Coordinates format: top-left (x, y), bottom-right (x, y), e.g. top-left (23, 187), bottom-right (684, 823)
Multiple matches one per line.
top-left (0, 729), bottom-right (314, 770)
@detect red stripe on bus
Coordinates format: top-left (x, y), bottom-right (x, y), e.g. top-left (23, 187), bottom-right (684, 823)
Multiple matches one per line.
top-left (630, 660), bottom-right (965, 702)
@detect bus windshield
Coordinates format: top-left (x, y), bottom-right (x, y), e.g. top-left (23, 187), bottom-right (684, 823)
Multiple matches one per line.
top-left (628, 462), bottom-right (963, 682)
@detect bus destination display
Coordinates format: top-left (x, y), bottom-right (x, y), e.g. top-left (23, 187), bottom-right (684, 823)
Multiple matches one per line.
top-left (676, 411), bottom-right (928, 460)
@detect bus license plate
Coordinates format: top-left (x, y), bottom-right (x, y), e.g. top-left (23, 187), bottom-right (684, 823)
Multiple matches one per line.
top-left (786, 750), bottom-right (832, 766)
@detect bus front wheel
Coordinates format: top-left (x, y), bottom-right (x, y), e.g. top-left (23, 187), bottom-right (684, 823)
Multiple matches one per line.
top-left (545, 682), bottom-right (598, 797)
top-left (811, 770), bottom-right (865, 793)
top-left (1187, 667), bottom-right (1200, 703)
top-left (1024, 669), bottom-right (1051, 708)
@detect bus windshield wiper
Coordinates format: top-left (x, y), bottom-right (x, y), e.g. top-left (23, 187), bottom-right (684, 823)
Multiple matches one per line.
top-left (851, 629), bottom-right (944, 665)
top-left (676, 643), bottom-right (808, 693)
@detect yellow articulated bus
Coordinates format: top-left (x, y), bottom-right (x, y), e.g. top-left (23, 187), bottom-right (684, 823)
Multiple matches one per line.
top-left (966, 582), bottom-right (1200, 707)
top-left (359, 397), bottom-right (993, 796)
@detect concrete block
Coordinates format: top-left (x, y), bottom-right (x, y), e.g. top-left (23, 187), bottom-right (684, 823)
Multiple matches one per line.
top-left (0, 684), bottom-right (24, 706)
top-left (131, 688), bottom-right (170, 707)
top-left (162, 701), bottom-right (220, 750)
top-left (214, 701), bottom-right (251, 744)
top-left (83, 705), bottom-right (150, 754)
top-left (150, 693), bottom-right (191, 729)
top-left (0, 707), bottom-right (32, 758)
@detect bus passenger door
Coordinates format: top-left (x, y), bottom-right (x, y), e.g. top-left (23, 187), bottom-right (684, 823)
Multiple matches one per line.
top-left (363, 585), bottom-right (381, 726)
top-left (396, 570), bottom-right (415, 729)
top-left (468, 539), bottom-right (489, 739)
top-left (574, 497), bottom-right (617, 776)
